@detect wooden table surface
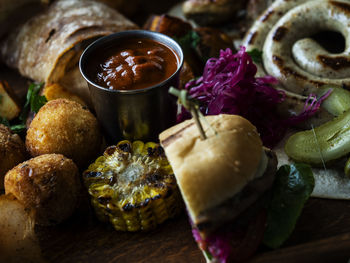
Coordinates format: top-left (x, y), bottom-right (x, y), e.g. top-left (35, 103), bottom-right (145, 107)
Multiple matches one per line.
top-left (35, 198), bottom-right (350, 263)
top-left (2, 1), bottom-right (350, 261)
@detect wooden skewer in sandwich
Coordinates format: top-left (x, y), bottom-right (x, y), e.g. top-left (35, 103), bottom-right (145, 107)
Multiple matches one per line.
top-left (160, 90), bottom-right (277, 262)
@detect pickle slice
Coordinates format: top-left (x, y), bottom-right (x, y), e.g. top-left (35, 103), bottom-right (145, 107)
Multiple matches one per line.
top-left (344, 158), bottom-right (350, 178)
top-left (317, 85), bottom-right (350, 117)
top-left (285, 110), bottom-right (350, 165)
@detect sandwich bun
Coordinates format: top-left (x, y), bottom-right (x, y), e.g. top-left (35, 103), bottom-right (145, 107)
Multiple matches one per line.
top-left (159, 114), bottom-right (263, 223)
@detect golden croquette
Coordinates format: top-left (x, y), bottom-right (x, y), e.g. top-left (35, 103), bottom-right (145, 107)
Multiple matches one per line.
top-left (0, 124), bottom-right (27, 190)
top-left (4, 154), bottom-right (81, 225)
top-left (25, 99), bottom-right (102, 168)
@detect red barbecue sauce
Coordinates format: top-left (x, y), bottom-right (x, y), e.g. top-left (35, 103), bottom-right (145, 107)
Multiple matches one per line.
top-left (95, 38), bottom-right (178, 90)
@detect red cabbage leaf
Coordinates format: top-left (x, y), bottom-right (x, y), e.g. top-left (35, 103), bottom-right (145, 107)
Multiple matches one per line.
top-left (178, 47), bottom-right (329, 148)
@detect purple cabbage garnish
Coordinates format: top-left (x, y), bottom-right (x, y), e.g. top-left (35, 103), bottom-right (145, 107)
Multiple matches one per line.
top-left (178, 47), bottom-right (330, 148)
top-left (192, 227), bottom-right (231, 263)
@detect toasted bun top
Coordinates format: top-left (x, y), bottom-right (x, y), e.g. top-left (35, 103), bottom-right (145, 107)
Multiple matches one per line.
top-left (159, 114), bottom-right (263, 223)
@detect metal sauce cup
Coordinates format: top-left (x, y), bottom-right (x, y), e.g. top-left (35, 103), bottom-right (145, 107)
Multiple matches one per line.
top-left (79, 30), bottom-right (183, 143)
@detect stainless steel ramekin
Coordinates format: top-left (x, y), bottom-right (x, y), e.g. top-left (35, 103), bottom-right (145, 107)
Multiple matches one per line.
top-left (79, 30), bottom-right (183, 143)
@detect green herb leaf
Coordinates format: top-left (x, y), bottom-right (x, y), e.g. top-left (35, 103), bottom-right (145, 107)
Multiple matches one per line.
top-left (6, 82), bottom-right (47, 135)
top-left (9, 124), bottom-right (26, 133)
top-left (0, 116), bottom-right (10, 127)
top-left (263, 163), bottom-right (314, 249)
top-left (0, 116), bottom-right (25, 133)
top-left (247, 49), bottom-right (263, 63)
top-left (19, 82), bottom-right (46, 121)
top-left (31, 93), bottom-right (47, 113)
top-left (175, 31), bottom-right (200, 55)
top-left (28, 83), bottom-right (47, 113)
top-left (189, 31), bottom-right (200, 50)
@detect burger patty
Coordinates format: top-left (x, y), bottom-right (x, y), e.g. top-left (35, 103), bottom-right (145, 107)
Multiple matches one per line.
top-left (195, 147), bottom-right (277, 237)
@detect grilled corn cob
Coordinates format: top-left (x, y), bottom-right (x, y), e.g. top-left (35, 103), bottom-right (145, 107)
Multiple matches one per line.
top-left (83, 140), bottom-right (183, 231)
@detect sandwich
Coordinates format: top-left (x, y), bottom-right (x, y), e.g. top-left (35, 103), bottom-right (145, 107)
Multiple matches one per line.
top-left (159, 114), bottom-right (278, 262)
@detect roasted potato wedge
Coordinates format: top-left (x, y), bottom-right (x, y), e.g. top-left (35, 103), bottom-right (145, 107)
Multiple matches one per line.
top-left (42, 83), bottom-right (86, 106)
top-left (180, 61), bottom-right (195, 89)
top-left (0, 124), bottom-right (27, 190)
top-left (0, 81), bottom-right (21, 120)
top-left (0, 194), bottom-right (43, 263)
top-left (143, 14), bottom-right (192, 38)
top-left (194, 27), bottom-right (235, 62)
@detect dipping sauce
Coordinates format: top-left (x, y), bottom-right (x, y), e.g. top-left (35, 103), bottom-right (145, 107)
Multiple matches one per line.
top-left (94, 38), bottom-right (179, 90)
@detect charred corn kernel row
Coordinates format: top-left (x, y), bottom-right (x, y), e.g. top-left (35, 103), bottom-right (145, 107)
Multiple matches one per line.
top-left (83, 140), bottom-right (183, 231)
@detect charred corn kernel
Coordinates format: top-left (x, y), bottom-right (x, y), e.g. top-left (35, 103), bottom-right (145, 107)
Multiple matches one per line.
top-left (83, 140), bottom-right (183, 231)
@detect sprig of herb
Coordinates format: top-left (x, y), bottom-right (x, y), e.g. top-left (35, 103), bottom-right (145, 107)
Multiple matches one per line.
top-left (21, 82), bottom-right (47, 120)
top-left (0, 115), bottom-right (26, 134)
top-left (174, 31), bottom-right (200, 56)
top-left (179, 31), bottom-right (200, 50)
top-left (19, 83), bottom-right (47, 122)
top-left (0, 83), bottom-right (47, 134)
top-left (247, 48), bottom-right (263, 63)
top-left (9, 124), bottom-right (27, 133)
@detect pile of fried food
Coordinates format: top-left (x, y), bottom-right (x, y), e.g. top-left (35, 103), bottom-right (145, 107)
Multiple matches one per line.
top-left (1, 0), bottom-right (350, 262)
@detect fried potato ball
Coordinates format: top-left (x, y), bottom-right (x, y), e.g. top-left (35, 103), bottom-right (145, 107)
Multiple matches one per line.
top-left (0, 124), bottom-right (27, 190)
top-left (4, 154), bottom-right (81, 225)
top-left (26, 99), bottom-right (102, 168)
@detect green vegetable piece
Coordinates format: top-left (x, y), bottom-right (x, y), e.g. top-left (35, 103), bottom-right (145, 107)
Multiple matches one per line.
top-left (19, 82), bottom-right (46, 122)
top-left (247, 49), bottom-right (263, 63)
top-left (285, 109), bottom-right (350, 165)
top-left (175, 31), bottom-right (200, 55)
top-left (344, 158), bottom-right (350, 178)
top-left (2, 83), bottom-right (47, 135)
top-left (0, 116), bottom-right (26, 133)
top-left (0, 116), bottom-right (10, 126)
top-left (263, 164), bottom-right (314, 249)
top-left (317, 85), bottom-right (350, 116)
top-left (28, 83), bottom-right (47, 113)
top-left (9, 124), bottom-right (26, 133)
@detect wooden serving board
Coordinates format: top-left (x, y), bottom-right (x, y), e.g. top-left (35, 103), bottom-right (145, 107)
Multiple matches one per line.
top-left (3, 61), bottom-right (350, 262)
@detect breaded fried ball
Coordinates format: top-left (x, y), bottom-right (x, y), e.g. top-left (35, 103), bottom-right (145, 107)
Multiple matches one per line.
top-left (26, 99), bottom-right (102, 168)
top-left (4, 154), bottom-right (81, 225)
top-left (0, 124), bottom-right (27, 189)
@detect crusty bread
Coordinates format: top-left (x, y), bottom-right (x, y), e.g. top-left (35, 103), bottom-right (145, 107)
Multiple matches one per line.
top-left (159, 114), bottom-right (263, 223)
